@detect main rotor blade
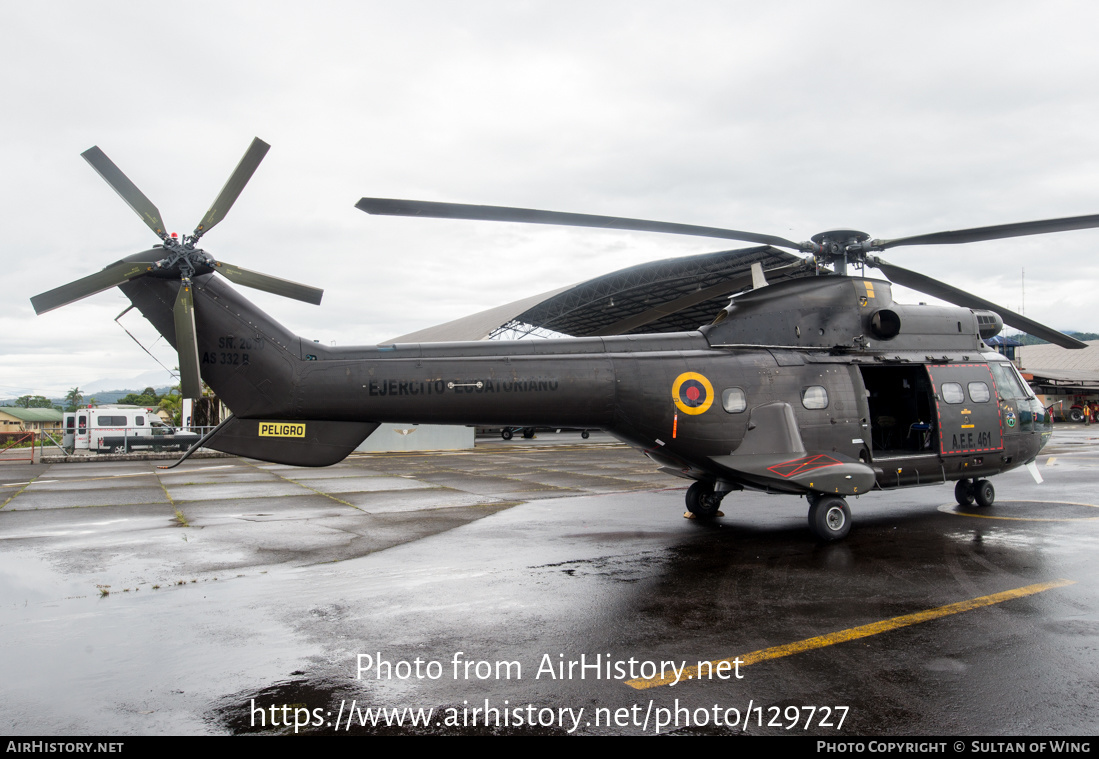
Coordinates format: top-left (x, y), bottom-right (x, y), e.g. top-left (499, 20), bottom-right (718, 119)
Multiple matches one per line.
top-left (875, 213), bottom-right (1099, 250)
top-left (356, 198), bottom-right (804, 250)
top-left (193, 137), bottom-right (271, 240)
top-left (82, 147), bottom-right (168, 239)
top-left (216, 262), bottom-right (324, 305)
top-left (871, 258), bottom-right (1086, 349)
top-left (174, 280), bottom-right (203, 399)
top-left (30, 261), bottom-right (155, 315)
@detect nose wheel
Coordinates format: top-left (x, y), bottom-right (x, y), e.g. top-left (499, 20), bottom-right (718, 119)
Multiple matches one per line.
top-left (808, 495), bottom-right (851, 541)
top-left (955, 478), bottom-right (995, 507)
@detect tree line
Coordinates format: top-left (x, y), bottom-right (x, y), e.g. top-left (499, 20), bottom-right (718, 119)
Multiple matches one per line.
top-left (4, 387), bottom-right (184, 425)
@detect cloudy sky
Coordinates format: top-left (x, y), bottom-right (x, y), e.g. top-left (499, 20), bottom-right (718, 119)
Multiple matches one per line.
top-left (4, 1), bottom-right (1099, 398)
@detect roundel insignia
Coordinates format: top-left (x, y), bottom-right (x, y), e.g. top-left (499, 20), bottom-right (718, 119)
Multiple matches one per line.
top-left (672, 372), bottom-right (714, 415)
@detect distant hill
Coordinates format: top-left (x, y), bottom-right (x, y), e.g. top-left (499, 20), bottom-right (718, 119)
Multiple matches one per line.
top-left (1011, 332), bottom-right (1099, 346)
top-left (1, 386), bottom-right (174, 408)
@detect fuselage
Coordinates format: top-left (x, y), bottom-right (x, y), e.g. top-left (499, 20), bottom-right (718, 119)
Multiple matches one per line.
top-left (119, 264), bottom-right (1050, 490)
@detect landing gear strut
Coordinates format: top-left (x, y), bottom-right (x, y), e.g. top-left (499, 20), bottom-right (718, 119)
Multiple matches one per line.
top-left (685, 480), bottom-right (724, 518)
top-left (808, 495), bottom-right (851, 541)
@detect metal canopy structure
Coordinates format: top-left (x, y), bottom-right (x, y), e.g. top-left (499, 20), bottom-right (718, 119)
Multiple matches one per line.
top-left (1017, 340), bottom-right (1099, 394)
top-left (390, 245), bottom-right (818, 343)
top-left (1023, 369), bottom-right (1099, 393)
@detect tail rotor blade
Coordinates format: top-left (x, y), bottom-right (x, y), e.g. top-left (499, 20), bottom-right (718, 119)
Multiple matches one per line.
top-left (216, 261), bottom-right (323, 305)
top-left (30, 261), bottom-right (156, 315)
top-left (193, 137), bottom-right (270, 240)
top-left (173, 279), bottom-right (203, 398)
top-left (870, 257), bottom-right (1087, 349)
top-left (82, 147), bottom-right (168, 239)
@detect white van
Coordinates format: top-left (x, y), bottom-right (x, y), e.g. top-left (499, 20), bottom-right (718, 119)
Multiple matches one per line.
top-left (62, 406), bottom-right (199, 453)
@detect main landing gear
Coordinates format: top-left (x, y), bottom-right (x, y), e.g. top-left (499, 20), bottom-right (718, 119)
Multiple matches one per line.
top-left (954, 478), bottom-right (995, 508)
top-left (806, 493), bottom-right (851, 542)
top-left (685, 480), bottom-right (725, 518)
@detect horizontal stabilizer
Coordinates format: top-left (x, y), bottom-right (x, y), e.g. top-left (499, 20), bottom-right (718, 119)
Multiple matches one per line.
top-left (202, 417), bottom-right (380, 467)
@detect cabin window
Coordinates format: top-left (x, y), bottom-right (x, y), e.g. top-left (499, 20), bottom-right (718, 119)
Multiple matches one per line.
top-left (968, 382), bottom-right (991, 403)
top-left (801, 385), bottom-right (829, 409)
top-left (78, 415), bottom-right (87, 435)
top-left (941, 382), bottom-right (964, 404)
top-left (136, 416), bottom-right (145, 426)
top-left (721, 387), bottom-right (747, 413)
top-left (97, 415), bottom-right (127, 426)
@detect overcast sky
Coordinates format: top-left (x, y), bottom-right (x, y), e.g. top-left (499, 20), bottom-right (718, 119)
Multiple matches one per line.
top-left (4, 1), bottom-right (1099, 398)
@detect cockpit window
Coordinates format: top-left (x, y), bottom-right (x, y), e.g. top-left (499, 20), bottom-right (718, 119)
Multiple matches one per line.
top-left (989, 362), bottom-right (1032, 400)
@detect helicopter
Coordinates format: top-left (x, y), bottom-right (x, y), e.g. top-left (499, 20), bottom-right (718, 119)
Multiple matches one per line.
top-left (32, 138), bottom-right (1089, 541)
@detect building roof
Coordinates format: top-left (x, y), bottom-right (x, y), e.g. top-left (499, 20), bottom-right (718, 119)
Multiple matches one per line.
top-left (1017, 339), bottom-right (1099, 391)
top-left (388, 284), bottom-right (573, 343)
top-left (0, 407), bottom-right (63, 421)
top-left (1018, 339), bottom-right (1099, 373)
top-left (390, 245), bottom-right (816, 342)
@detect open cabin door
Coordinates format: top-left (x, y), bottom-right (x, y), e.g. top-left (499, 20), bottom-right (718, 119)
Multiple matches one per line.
top-left (858, 365), bottom-right (937, 457)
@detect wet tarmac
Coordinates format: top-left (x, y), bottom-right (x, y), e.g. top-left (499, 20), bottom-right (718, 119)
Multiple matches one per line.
top-left (1, 429), bottom-right (1097, 736)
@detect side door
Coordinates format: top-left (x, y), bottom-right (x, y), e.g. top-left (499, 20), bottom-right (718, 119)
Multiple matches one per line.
top-left (926, 363), bottom-right (1003, 455)
top-left (63, 413), bottom-right (75, 448)
top-left (74, 412), bottom-right (89, 450)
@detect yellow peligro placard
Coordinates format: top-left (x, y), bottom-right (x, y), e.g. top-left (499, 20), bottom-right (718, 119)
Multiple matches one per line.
top-left (259, 422), bottom-right (306, 438)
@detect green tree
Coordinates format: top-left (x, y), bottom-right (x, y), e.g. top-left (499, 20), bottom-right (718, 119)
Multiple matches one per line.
top-left (64, 387), bottom-right (84, 412)
top-left (119, 387), bottom-right (160, 406)
top-left (158, 393), bottom-right (183, 426)
top-left (15, 395), bottom-right (55, 408)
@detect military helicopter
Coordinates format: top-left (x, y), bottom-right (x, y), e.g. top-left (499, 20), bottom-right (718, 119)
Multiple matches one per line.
top-left (32, 139), bottom-right (1089, 541)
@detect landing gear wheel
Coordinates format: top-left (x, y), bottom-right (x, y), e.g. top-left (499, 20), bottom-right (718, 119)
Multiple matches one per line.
top-left (501, 429), bottom-right (513, 440)
top-left (522, 427), bottom-right (535, 439)
top-left (808, 496), bottom-right (851, 541)
top-left (974, 479), bottom-right (995, 508)
top-left (685, 481), bottom-right (722, 518)
top-left (954, 479), bottom-right (975, 506)
top-left (581, 430), bottom-right (590, 439)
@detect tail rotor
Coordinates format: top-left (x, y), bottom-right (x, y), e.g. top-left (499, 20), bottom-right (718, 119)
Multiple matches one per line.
top-left (31, 138), bottom-right (324, 398)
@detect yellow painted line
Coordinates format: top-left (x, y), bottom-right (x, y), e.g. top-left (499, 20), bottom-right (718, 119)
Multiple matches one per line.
top-left (937, 501), bottom-right (1099, 522)
top-left (946, 513), bottom-right (1099, 523)
top-left (626, 579), bottom-right (1074, 690)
